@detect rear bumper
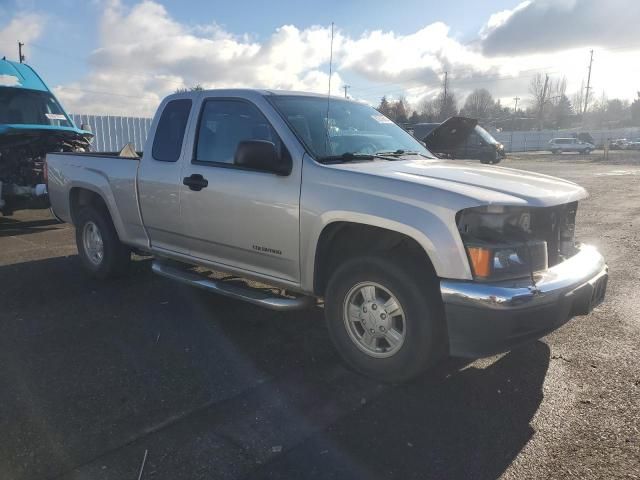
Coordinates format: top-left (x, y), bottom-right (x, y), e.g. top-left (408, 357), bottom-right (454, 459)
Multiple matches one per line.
top-left (440, 245), bottom-right (607, 358)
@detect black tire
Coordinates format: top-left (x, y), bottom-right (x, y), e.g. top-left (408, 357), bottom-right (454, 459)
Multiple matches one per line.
top-left (584, 148), bottom-right (592, 154)
top-left (551, 149), bottom-right (560, 154)
top-left (324, 255), bottom-right (445, 383)
top-left (75, 205), bottom-right (130, 279)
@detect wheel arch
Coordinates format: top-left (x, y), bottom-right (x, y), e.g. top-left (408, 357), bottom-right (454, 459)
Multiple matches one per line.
top-left (68, 186), bottom-right (125, 242)
top-left (312, 220), bottom-right (439, 297)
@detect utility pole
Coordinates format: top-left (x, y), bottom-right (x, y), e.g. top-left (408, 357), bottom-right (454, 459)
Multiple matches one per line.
top-left (343, 84), bottom-right (350, 98)
top-left (441, 71), bottom-right (449, 119)
top-left (513, 96), bottom-right (520, 113)
top-left (443, 71), bottom-right (448, 102)
top-left (18, 42), bottom-right (25, 63)
top-left (583, 49), bottom-right (593, 115)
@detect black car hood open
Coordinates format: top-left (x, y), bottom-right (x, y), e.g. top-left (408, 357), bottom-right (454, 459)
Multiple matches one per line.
top-left (421, 116), bottom-right (478, 152)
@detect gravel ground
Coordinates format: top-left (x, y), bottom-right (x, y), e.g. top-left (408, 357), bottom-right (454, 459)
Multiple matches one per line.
top-left (0, 150), bottom-right (638, 479)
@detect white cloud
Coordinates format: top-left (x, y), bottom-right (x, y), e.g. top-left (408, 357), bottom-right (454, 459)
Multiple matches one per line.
top-left (480, 1), bottom-right (531, 39)
top-left (0, 13), bottom-right (46, 60)
top-left (0, 0), bottom-right (633, 117)
top-left (481, 0), bottom-right (640, 55)
top-left (55, 0), bottom-right (344, 115)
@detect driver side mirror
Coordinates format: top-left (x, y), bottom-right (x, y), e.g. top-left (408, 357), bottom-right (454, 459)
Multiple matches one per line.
top-left (234, 140), bottom-right (292, 176)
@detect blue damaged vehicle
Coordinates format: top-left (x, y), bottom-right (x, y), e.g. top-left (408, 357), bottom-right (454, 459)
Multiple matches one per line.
top-left (0, 59), bottom-right (91, 215)
top-left (47, 90), bottom-right (608, 382)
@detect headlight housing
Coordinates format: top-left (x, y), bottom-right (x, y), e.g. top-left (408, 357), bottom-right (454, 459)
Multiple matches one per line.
top-left (457, 205), bottom-right (549, 281)
top-left (465, 241), bottom-right (548, 280)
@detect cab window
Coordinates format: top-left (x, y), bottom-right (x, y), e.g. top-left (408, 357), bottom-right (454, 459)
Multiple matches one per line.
top-left (194, 99), bottom-right (279, 165)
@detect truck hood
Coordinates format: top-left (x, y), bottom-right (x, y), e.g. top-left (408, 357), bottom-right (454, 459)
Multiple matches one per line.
top-left (330, 159), bottom-right (587, 207)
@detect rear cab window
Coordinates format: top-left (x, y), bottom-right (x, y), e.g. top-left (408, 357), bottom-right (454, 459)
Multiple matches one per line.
top-left (152, 99), bottom-right (192, 162)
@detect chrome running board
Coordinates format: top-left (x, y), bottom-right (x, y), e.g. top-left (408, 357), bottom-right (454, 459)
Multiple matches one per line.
top-left (152, 260), bottom-right (315, 311)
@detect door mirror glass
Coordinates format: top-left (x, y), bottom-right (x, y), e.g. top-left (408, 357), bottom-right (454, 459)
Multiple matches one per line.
top-left (234, 140), bottom-right (292, 175)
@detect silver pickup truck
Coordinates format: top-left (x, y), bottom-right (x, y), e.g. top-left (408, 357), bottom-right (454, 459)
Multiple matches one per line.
top-left (47, 90), bottom-right (608, 382)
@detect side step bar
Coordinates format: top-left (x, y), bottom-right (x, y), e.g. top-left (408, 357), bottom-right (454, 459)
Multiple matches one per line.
top-left (151, 261), bottom-right (315, 311)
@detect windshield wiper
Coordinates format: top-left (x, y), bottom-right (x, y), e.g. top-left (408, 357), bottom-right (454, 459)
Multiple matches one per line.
top-left (318, 152), bottom-right (396, 163)
top-left (375, 149), bottom-right (434, 159)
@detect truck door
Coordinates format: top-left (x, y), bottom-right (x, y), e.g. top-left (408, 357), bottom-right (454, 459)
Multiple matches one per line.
top-left (138, 98), bottom-right (193, 254)
top-left (178, 98), bottom-right (301, 284)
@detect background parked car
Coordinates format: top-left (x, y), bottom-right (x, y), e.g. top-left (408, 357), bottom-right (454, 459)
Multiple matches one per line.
top-left (548, 137), bottom-right (594, 154)
top-left (610, 138), bottom-right (629, 150)
top-left (410, 117), bottom-right (505, 164)
top-left (626, 138), bottom-right (640, 150)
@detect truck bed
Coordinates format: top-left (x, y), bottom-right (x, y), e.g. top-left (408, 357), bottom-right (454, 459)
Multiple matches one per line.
top-left (46, 151), bottom-right (149, 249)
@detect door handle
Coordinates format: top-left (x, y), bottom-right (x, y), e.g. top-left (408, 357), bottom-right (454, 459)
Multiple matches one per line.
top-left (183, 174), bottom-right (208, 191)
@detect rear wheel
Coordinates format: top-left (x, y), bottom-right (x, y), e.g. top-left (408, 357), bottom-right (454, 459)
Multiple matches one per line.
top-left (324, 256), bottom-right (445, 383)
top-left (75, 205), bottom-right (130, 279)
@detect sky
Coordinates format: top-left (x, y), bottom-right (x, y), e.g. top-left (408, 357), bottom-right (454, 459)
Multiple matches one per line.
top-left (0, 0), bottom-right (639, 116)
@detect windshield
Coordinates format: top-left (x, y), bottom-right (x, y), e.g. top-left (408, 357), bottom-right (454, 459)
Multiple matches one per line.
top-left (0, 87), bottom-right (72, 128)
top-left (269, 95), bottom-right (434, 160)
top-left (474, 125), bottom-right (498, 145)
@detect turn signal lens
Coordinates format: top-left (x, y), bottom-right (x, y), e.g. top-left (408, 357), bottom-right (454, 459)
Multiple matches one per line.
top-left (466, 247), bottom-right (492, 278)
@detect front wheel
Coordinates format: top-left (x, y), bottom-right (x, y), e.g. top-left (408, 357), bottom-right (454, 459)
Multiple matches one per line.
top-left (324, 256), bottom-right (445, 383)
top-left (75, 205), bottom-right (131, 279)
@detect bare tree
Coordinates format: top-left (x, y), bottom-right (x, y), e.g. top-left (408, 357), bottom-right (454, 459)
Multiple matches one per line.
top-left (550, 76), bottom-right (567, 102)
top-left (461, 88), bottom-right (495, 120)
top-left (529, 73), bottom-right (550, 129)
top-left (391, 96), bottom-right (411, 123)
top-left (377, 96), bottom-right (393, 117)
top-left (571, 80), bottom-right (585, 115)
top-left (418, 96), bottom-right (440, 122)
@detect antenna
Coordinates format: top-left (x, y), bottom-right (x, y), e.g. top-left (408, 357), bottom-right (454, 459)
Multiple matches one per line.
top-left (18, 42), bottom-right (25, 63)
top-left (324, 22), bottom-right (335, 155)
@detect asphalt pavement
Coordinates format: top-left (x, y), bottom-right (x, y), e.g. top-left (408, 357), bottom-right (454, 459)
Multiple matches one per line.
top-left (1, 151), bottom-right (638, 479)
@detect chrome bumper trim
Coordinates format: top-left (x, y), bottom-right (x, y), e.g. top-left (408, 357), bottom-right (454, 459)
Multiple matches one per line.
top-left (440, 245), bottom-right (607, 311)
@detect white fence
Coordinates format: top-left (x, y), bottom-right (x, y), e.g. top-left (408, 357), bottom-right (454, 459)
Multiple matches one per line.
top-left (69, 114), bottom-right (152, 152)
top-left (493, 127), bottom-right (640, 152)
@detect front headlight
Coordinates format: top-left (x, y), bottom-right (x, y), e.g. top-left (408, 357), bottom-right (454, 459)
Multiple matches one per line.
top-left (457, 205), bottom-right (549, 280)
top-left (466, 241), bottom-right (548, 280)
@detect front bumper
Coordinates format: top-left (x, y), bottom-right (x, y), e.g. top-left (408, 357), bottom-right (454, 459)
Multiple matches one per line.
top-left (440, 245), bottom-right (607, 358)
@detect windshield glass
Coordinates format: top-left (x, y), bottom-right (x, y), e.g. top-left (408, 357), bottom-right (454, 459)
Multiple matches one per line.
top-left (0, 87), bottom-right (72, 128)
top-left (474, 125), bottom-right (498, 145)
top-left (269, 95), bottom-right (434, 160)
